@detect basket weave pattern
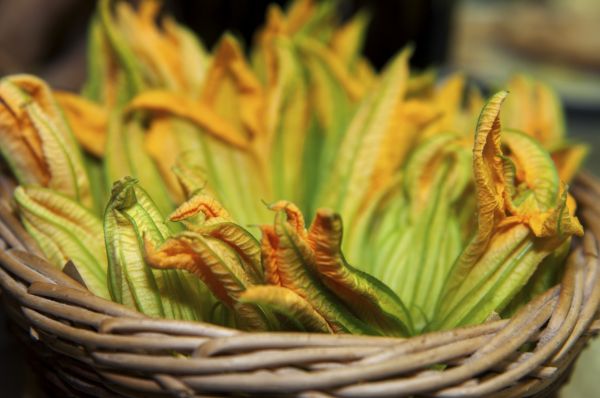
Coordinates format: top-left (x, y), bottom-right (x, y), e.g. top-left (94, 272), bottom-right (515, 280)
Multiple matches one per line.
top-left (0, 173), bottom-right (599, 398)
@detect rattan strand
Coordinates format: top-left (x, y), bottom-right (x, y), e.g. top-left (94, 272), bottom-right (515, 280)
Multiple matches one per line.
top-left (0, 172), bottom-right (597, 397)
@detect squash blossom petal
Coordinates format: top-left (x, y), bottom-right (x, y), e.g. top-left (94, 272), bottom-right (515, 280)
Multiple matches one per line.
top-left (104, 177), bottom-right (209, 321)
top-left (308, 209), bottom-right (413, 336)
top-left (0, 75), bottom-right (94, 209)
top-left (104, 112), bottom-right (174, 216)
top-left (54, 91), bottom-right (108, 157)
top-left (319, 47), bottom-right (412, 227)
top-left (99, 0), bottom-right (209, 94)
top-left (500, 74), bottom-right (587, 181)
top-left (240, 285), bottom-right (333, 333)
top-left (170, 193), bottom-right (263, 281)
top-left (434, 92), bottom-right (583, 330)
top-left (2, 0), bottom-right (589, 339)
top-left (14, 186), bottom-right (108, 298)
top-left (122, 34), bottom-right (269, 225)
top-left (145, 231), bottom-right (270, 331)
top-left (261, 206), bottom-right (380, 335)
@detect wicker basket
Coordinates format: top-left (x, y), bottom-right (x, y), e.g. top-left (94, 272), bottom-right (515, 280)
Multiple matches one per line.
top-left (0, 172), bottom-right (598, 398)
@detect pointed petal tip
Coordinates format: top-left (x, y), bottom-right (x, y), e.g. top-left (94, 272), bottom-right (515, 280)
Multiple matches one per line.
top-left (108, 176), bottom-right (139, 209)
top-left (269, 201), bottom-right (306, 233)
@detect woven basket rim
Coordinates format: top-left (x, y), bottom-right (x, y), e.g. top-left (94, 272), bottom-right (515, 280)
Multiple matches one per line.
top-left (0, 171), bottom-right (598, 398)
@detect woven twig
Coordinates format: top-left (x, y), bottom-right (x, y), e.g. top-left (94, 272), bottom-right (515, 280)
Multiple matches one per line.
top-left (0, 173), bottom-right (598, 398)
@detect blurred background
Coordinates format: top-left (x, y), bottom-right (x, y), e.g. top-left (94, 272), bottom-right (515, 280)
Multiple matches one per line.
top-left (0, 0), bottom-right (598, 396)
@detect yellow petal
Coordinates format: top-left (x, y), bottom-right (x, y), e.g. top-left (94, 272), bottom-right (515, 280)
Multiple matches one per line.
top-left (527, 188), bottom-right (584, 238)
top-left (502, 75), bottom-right (536, 137)
top-left (369, 99), bottom-right (442, 196)
top-left (144, 116), bottom-right (184, 202)
top-left (501, 75), bottom-right (566, 150)
top-left (197, 221), bottom-right (263, 282)
top-left (125, 90), bottom-right (248, 149)
top-left (403, 133), bottom-right (463, 211)
top-left (14, 186), bottom-right (108, 298)
top-left (145, 236), bottom-right (236, 302)
top-left (170, 192), bottom-right (261, 281)
top-left (202, 35), bottom-right (266, 139)
top-left (286, 0), bottom-right (315, 34)
top-left (253, 4), bottom-right (287, 86)
top-left (320, 47), bottom-right (411, 223)
top-left (450, 91), bottom-right (508, 278)
top-left (533, 81), bottom-right (564, 149)
top-left (8, 75), bottom-right (72, 133)
top-left (260, 213), bottom-right (313, 292)
top-left (428, 73), bottom-right (466, 134)
top-left (473, 91), bottom-right (509, 238)
top-left (114, 0), bottom-right (185, 90)
top-left (502, 129), bottom-right (559, 210)
top-left (330, 11), bottom-right (369, 68)
top-left (54, 91), bottom-right (107, 157)
top-left (354, 57), bottom-right (378, 90)
top-left (240, 285), bottom-right (333, 333)
top-left (162, 16), bottom-right (209, 96)
top-left (551, 144), bottom-right (588, 183)
top-left (263, 38), bottom-right (310, 201)
top-left (265, 209), bottom-right (312, 293)
top-left (171, 153), bottom-right (215, 199)
top-left (298, 38), bottom-right (365, 101)
top-left (406, 68), bottom-right (436, 98)
top-left (500, 130), bottom-right (583, 238)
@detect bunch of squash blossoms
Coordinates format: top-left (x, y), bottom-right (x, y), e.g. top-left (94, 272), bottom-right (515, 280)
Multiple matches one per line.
top-left (0, 0), bottom-right (587, 336)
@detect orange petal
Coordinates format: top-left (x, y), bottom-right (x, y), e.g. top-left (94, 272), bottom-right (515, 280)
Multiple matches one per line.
top-left (145, 233), bottom-right (267, 330)
top-left (169, 193), bottom-right (231, 222)
top-left (260, 225), bottom-right (282, 286)
top-left (308, 209), bottom-right (412, 336)
top-left (0, 75), bottom-right (92, 207)
top-left (268, 200), bottom-right (306, 236)
top-left (145, 234), bottom-right (253, 303)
